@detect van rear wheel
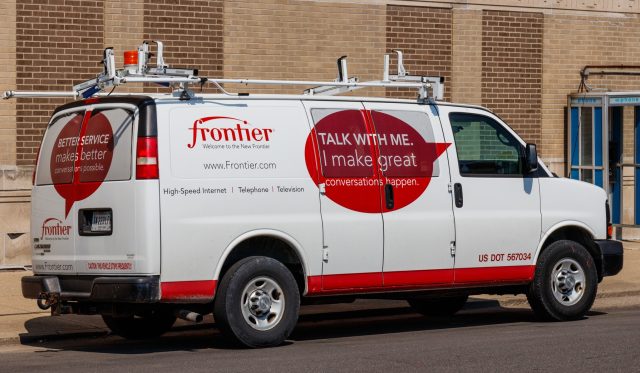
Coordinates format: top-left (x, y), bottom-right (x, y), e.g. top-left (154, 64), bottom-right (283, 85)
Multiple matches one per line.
top-left (527, 240), bottom-right (597, 321)
top-left (102, 309), bottom-right (176, 339)
top-left (214, 256), bottom-right (300, 348)
top-left (407, 295), bottom-right (468, 317)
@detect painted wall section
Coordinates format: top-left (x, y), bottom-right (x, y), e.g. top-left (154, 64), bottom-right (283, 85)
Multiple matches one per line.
top-left (452, 8), bottom-right (483, 106)
top-left (0, 0), bottom-right (17, 166)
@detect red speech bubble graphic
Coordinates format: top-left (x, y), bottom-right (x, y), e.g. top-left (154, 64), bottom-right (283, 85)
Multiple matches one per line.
top-left (304, 110), bottom-right (449, 213)
top-left (51, 111), bottom-right (114, 217)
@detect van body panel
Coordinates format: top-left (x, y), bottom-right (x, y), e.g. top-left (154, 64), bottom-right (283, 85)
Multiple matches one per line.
top-left (158, 99), bottom-right (323, 292)
top-left (538, 177), bottom-right (607, 242)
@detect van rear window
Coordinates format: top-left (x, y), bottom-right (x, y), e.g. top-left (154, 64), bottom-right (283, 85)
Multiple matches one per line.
top-left (36, 108), bottom-right (134, 186)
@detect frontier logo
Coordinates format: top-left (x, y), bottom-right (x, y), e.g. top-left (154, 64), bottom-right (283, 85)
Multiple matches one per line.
top-left (41, 218), bottom-right (72, 240)
top-left (188, 116), bottom-right (273, 148)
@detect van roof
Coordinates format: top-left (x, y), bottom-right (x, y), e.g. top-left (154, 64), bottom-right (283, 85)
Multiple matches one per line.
top-left (51, 93), bottom-right (492, 116)
top-left (154, 92), bottom-right (488, 109)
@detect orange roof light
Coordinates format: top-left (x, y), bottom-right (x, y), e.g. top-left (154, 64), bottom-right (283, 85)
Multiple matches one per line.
top-left (124, 50), bottom-right (138, 66)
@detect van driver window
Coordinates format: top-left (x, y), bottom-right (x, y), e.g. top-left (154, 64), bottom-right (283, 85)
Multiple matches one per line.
top-left (449, 113), bottom-right (523, 176)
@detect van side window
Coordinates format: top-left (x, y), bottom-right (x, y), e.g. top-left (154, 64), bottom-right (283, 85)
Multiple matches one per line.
top-left (80, 108), bottom-right (134, 183)
top-left (311, 109), bottom-right (374, 178)
top-left (369, 110), bottom-right (440, 177)
top-left (36, 111), bottom-right (85, 186)
top-left (449, 113), bottom-right (523, 176)
top-left (36, 108), bottom-right (134, 186)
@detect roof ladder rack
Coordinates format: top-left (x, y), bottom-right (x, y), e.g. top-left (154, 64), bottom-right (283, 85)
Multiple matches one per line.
top-left (304, 50), bottom-right (444, 101)
top-left (3, 41), bottom-right (445, 102)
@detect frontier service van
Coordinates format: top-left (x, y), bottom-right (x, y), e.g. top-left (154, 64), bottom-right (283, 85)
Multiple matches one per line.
top-left (5, 43), bottom-right (623, 347)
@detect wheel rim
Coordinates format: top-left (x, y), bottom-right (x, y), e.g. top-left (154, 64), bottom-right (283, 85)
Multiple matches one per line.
top-left (240, 276), bottom-right (285, 331)
top-left (550, 258), bottom-right (586, 306)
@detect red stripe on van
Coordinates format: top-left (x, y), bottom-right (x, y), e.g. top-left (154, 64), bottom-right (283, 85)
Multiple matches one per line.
top-left (161, 280), bottom-right (216, 301)
top-left (384, 269), bottom-right (453, 287)
top-left (306, 265), bottom-right (534, 295)
top-left (454, 265), bottom-right (535, 284)
top-left (322, 272), bottom-right (383, 290)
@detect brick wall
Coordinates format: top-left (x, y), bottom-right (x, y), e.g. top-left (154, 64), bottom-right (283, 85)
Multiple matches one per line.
top-left (143, 0), bottom-right (223, 93)
top-left (481, 10), bottom-right (543, 145)
top-left (105, 0), bottom-right (144, 94)
top-left (542, 13), bottom-right (640, 174)
top-left (386, 5), bottom-right (452, 100)
top-left (452, 9), bottom-right (482, 105)
top-left (15, 0), bottom-right (104, 166)
top-left (224, 0), bottom-right (386, 96)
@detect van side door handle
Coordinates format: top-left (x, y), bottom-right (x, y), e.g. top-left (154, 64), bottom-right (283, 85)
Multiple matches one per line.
top-left (385, 183), bottom-right (394, 209)
top-left (454, 183), bottom-right (463, 208)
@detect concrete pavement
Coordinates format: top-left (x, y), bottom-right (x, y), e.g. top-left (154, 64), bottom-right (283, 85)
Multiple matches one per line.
top-left (1, 242), bottom-right (639, 346)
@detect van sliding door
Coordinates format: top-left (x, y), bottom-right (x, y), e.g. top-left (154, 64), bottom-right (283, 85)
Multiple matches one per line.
top-left (363, 102), bottom-right (455, 288)
top-left (302, 101), bottom-right (384, 290)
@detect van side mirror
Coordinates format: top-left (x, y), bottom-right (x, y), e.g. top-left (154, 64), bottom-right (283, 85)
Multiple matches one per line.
top-left (524, 143), bottom-right (538, 173)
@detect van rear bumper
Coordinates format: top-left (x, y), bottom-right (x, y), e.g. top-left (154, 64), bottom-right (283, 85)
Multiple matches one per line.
top-left (595, 239), bottom-right (624, 277)
top-left (22, 275), bottom-right (160, 303)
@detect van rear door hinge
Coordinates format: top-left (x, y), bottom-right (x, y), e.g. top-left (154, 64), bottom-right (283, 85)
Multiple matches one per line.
top-left (322, 246), bottom-right (329, 262)
top-left (447, 183), bottom-right (453, 193)
top-left (450, 241), bottom-right (456, 257)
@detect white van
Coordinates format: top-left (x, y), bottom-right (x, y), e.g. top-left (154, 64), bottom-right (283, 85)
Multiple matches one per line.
top-left (13, 45), bottom-right (622, 348)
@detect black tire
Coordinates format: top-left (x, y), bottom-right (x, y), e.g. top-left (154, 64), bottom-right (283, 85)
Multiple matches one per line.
top-left (214, 256), bottom-right (300, 348)
top-left (527, 240), bottom-right (598, 321)
top-left (102, 308), bottom-right (176, 339)
top-left (407, 295), bottom-right (468, 317)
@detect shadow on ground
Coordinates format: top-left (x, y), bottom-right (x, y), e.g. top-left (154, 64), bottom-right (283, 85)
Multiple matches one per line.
top-left (16, 299), bottom-right (608, 354)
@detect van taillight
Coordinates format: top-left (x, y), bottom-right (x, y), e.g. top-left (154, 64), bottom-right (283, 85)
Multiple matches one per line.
top-left (136, 137), bottom-right (159, 179)
top-left (606, 201), bottom-right (612, 239)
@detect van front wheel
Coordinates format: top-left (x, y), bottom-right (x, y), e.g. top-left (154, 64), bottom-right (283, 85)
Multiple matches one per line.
top-left (527, 240), bottom-right (598, 321)
top-left (214, 256), bottom-right (300, 348)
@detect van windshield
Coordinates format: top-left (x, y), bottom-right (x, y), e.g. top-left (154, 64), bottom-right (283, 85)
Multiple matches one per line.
top-left (36, 108), bottom-right (134, 186)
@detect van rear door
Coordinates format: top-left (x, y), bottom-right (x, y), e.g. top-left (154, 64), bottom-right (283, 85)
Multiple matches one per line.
top-left (32, 109), bottom-right (85, 274)
top-left (32, 100), bottom-right (159, 276)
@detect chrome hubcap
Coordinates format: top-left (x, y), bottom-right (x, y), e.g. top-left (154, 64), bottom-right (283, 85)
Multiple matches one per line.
top-left (551, 258), bottom-right (586, 306)
top-left (241, 276), bottom-right (285, 331)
